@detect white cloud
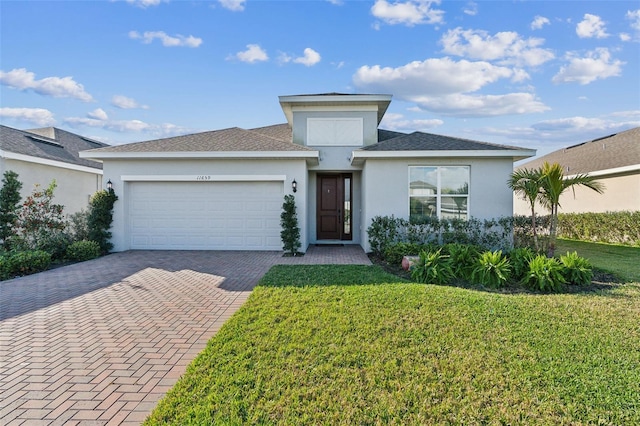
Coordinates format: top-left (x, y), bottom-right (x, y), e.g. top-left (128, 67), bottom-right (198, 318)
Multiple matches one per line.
top-left (380, 112), bottom-right (443, 131)
top-left (353, 57), bottom-right (548, 117)
top-left (327, 0), bottom-right (344, 5)
top-left (0, 107), bottom-right (56, 126)
top-left (0, 68), bottom-right (93, 102)
top-left (530, 16), bottom-right (550, 30)
top-left (87, 108), bottom-right (108, 120)
top-left (463, 1), bottom-right (477, 16)
top-left (440, 27), bottom-right (554, 67)
top-left (371, 0), bottom-right (444, 27)
top-left (218, 0), bottom-right (245, 11)
top-left (125, 0), bottom-right (164, 8)
top-left (231, 44), bottom-right (269, 63)
top-left (576, 13), bottom-right (609, 38)
top-left (552, 48), bottom-right (624, 85)
top-left (111, 95), bottom-right (149, 109)
top-left (620, 33), bottom-right (631, 41)
top-left (626, 9), bottom-right (640, 41)
top-left (128, 30), bottom-right (202, 48)
top-left (293, 48), bottom-right (322, 66)
top-left (64, 113), bottom-right (191, 139)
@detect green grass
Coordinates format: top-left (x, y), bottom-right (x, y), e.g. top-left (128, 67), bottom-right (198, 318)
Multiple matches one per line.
top-left (146, 265), bottom-right (640, 425)
top-left (556, 238), bottom-right (640, 282)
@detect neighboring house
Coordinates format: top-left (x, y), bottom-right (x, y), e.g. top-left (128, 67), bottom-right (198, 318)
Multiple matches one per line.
top-left (0, 125), bottom-right (107, 214)
top-left (80, 93), bottom-right (535, 253)
top-left (513, 127), bottom-right (640, 215)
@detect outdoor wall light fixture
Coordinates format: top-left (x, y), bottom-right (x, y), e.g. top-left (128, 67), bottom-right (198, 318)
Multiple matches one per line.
top-left (107, 179), bottom-right (113, 191)
top-left (292, 179), bottom-right (298, 193)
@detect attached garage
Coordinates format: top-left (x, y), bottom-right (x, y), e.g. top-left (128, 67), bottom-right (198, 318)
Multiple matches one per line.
top-left (128, 180), bottom-right (284, 250)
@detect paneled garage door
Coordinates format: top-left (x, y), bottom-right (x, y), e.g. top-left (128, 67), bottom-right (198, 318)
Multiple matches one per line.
top-left (129, 181), bottom-right (283, 250)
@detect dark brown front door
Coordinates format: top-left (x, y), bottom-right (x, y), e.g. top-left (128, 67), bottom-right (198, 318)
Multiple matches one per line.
top-left (317, 174), bottom-right (352, 241)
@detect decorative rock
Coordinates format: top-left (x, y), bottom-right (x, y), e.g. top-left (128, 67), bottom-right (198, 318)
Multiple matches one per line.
top-left (401, 255), bottom-right (420, 271)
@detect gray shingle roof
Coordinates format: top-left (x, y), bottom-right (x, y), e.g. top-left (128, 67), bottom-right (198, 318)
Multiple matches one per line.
top-left (85, 126), bottom-right (313, 153)
top-left (0, 125), bottom-right (106, 169)
top-left (362, 131), bottom-right (523, 151)
top-left (249, 123), bottom-right (292, 142)
top-left (517, 127), bottom-right (640, 174)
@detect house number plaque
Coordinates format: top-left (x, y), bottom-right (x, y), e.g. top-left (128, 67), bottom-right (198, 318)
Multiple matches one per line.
top-left (196, 175), bottom-right (211, 181)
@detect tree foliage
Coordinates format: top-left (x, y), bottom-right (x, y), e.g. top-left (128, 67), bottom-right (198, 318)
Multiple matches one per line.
top-left (15, 180), bottom-right (66, 251)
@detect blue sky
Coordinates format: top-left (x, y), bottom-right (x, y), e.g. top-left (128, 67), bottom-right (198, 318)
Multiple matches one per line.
top-left (1, 0), bottom-right (639, 159)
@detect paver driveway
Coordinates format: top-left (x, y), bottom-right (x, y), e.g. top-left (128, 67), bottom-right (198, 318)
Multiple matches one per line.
top-left (0, 247), bottom-right (370, 425)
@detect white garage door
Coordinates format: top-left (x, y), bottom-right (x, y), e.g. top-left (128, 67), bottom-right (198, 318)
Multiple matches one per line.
top-left (129, 181), bottom-right (283, 250)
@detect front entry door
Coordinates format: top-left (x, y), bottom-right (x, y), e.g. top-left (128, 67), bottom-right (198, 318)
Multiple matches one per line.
top-left (317, 174), bottom-right (352, 241)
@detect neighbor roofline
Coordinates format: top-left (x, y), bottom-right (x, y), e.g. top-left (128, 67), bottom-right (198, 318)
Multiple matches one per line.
top-left (350, 149), bottom-right (537, 165)
top-left (565, 164), bottom-right (640, 179)
top-left (1, 149), bottom-right (104, 174)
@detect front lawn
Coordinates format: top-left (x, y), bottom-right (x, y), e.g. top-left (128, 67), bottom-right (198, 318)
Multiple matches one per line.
top-left (556, 238), bottom-right (640, 282)
top-left (146, 265), bottom-right (640, 425)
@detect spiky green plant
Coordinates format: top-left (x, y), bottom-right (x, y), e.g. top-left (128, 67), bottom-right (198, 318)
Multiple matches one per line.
top-left (559, 251), bottom-right (593, 286)
top-left (508, 247), bottom-right (536, 282)
top-left (411, 248), bottom-right (454, 285)
top-left (524, 254), bottom-right (566, 292)
top-left (471, 250), bottom-right (511, 288)
top-left (445, 243), bottom-right (480, 282)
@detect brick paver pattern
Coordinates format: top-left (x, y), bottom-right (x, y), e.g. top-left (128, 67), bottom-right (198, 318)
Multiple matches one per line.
top-left (0, 246), bottom-right (370, 425)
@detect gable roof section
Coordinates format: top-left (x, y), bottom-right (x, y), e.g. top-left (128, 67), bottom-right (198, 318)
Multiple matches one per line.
top-left (516, 127), bottom-right (640, 176)
top-left (80, 126), bottom-right (318, 162)
top-left (352, 130), bottom-right (535, 164)
top-left (249, 123), bottom-right (292, 142)
top-left (0, 125), bottom-right (106, 171)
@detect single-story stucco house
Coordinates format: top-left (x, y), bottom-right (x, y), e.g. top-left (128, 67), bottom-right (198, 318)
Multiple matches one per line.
top-left (514, 126), bottom-right (640, 215)
top-left (0, 125), bottom-right (107, 214)
top-left (80, 93), bottom-right (535, 253)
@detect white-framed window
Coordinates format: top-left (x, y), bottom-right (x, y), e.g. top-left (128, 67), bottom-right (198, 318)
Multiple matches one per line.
top-left (307, 117), bottom-right (364, 146)
top-left (409, 166), bottom-right (470, 221)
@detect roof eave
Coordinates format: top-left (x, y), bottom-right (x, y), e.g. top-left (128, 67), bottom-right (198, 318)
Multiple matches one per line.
top-left (79, 150), bottom-right (319, 161)
top-left (350, 149), bottom-right (537, 166)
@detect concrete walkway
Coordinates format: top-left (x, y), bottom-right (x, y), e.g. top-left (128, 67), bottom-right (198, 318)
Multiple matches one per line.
top-left (0, 246), bottom-right (370, 425)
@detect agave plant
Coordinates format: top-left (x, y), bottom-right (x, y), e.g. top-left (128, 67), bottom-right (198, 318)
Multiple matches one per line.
top-left (471, 250), bottom-right (511, 289)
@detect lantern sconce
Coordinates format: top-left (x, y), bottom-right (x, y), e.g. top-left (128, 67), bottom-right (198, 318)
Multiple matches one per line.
top-left (107, 179), bottom-right (114, 192)
top-left (292, 179), bottom-right (298, 193)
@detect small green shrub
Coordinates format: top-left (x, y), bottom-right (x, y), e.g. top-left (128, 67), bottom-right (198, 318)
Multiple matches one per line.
top-left (471, 250), bottom-right (511, 288)
top-left (66, 240), bottom-right (101, 262)
top-left (36, 231), bottom-right (72, 261)
top-left (444, 243), bottom-right (480, 282)
top-left (88, 189), bottom-right (118, 255)
top-left (559, 251), bottom-right (593, 286)
top-left (280, 194), bottom-right (301, 256)
top-left (509, 247), bottom-right (536, 282)
top-left (524, 254), bottom-right (566, 292)
top-left (67, 209), bottom-right (90, 242)
top-left (0, 250), bottom-right (51, 280)
top-left (383, 242), bottom-right (434, 265)
top-left (411, 248), bottom-right (454, 285)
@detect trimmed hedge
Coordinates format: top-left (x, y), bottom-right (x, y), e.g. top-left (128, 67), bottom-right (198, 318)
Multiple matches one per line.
top-left (0, 250), bottom-right (51, 280)
top-left (558, 211), bottom-right (640, 246)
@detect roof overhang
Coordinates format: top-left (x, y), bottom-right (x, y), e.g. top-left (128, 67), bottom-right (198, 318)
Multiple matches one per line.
top-left (565, 164), bottom-right (640, 179)
top-left (279, 94), bottom-right (392, 127)
top-left (350, 149), bottom-right (537, 166)
top-left (1, 149), bottom-right (103, 174)
top-left (79, 150), bottom-right (320, 165)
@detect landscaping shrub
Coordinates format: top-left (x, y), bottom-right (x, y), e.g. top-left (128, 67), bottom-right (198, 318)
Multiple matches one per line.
top-left (444, 243), bottom-right (480, 282)
top-left (35, 231), bottom-right (72, 261)
top-left (368, 215), bottom-right (404, 256)
top-left (0, 250), bottom-right (51, 280)
top-left (66, 240), bottom-right (101, 262)
top-left (559, 251), bottom-right (593, 286)
top-left (67, 209), bottom-right (90, 242)
top-left (383, 241), bottom-right (435, 265)
top-left (523, 254), bottom-right (566, 292)
top-left (88, 189), bottom-right (118, 254)
top-left (411, 248), bottom-right (454, 285)
top-left (558, 211), bottom-right (640, 246)
top-left (508, 247), bottom-right (536, 282)
top-left (471, 250), bottom-right (511, 289)
top-left (0, 170), bottom-right (23, 250)
top-left (280, 194), bottom-right (301, 256)
top-left (15, 181), bottom-right (66, 251)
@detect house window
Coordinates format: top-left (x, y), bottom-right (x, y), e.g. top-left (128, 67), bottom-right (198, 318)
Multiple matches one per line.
top-left (409, 166), bottom-right (469, 221)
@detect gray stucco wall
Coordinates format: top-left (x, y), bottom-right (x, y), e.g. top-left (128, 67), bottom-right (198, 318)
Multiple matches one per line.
top-left (360, 157), bottom-right (516, 252)
top-left (2, 158), bottom-right (102, 215)
top-left (291, 110), bottom-right (379, 147)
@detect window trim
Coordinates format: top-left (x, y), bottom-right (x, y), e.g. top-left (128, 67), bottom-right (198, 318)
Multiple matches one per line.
top-left (408, 165), bottom-right (470, 220)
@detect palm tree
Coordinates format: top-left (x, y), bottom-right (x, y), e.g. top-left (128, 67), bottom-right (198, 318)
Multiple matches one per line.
top-left (538, 162), bottom-right (604, 257)
top-left (508, 167), bottom-right (543, 251)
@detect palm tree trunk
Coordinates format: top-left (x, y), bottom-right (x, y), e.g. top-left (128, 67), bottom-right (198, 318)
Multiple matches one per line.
top-left (547, 205), bottom-right (558, 258)
top-left (530, 204), bottom-right (538, 251)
